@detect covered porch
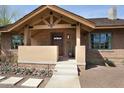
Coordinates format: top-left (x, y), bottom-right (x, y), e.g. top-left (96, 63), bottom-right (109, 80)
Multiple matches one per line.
top-left (18, 12), bottom-right (86, 65)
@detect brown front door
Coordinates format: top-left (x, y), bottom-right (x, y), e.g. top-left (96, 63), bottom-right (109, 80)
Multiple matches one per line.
top-left (51, 32), bottom-right (64, 56)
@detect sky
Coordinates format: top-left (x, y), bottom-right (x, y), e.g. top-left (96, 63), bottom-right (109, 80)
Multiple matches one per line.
top-left (8, 5), bottom-right (124, 22)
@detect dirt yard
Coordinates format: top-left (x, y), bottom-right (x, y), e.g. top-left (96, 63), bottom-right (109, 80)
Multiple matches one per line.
top-left (79, 64), bottom-right (124, 88)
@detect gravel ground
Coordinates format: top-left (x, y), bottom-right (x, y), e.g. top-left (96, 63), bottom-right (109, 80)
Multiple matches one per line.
top-left (79, 64), bottom-right (124, 88)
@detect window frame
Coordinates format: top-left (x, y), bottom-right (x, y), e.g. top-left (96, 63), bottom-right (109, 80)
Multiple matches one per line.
top-left (11, 35), bottom-right (24, 49)
top-left (89, 32), bottom-right (112, 50)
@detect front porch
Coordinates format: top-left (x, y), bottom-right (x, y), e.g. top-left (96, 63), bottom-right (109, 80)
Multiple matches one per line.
top-left (16, 10), bottom-right (86, 65)
top-left (20, 33), bottom-right (85, 65)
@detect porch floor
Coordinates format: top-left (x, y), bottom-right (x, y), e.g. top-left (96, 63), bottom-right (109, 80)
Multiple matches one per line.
top-left (45, 60), bottom-right (81, 88)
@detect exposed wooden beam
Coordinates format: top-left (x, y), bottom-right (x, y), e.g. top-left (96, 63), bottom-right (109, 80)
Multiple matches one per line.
top-left (31, 15), bottom-right (50, 26)
top-left (42, 19), bottom-right (50, 25)
top-left (54, 18), bottom-right (61, 25)
top-left (42, 14), bottom-right (49, 20)
top-left (53, 14), bottom-right (73, 24)
top-left (31, 19), bottom-right (42, 25)
top-left (8, 6), bottom-right (48, 32)
top-left (31, 24), bottom-right (75, 30)
top-left (50, 14), bottom-right (53, 25)
top-left (24, 26), bottom-right (31, 45)
top-left (47, 6), bottom-right (95, 28)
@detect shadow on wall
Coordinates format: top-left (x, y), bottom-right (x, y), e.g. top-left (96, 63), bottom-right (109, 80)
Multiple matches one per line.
top-left (86, 50), bottom-right (116, 70)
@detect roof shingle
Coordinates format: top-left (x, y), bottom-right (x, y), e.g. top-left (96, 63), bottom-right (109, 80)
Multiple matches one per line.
top-left (89, 18), bottom-right (124, 27)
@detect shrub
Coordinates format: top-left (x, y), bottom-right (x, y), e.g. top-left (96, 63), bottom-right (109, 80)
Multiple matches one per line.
top-left (104, 58), bottom-right (116, 67)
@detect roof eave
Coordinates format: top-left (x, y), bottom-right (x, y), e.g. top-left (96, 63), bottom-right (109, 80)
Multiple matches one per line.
top-left (95, 25), bottom-right (124, 29)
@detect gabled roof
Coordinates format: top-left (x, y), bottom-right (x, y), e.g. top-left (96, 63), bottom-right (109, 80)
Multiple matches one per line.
top-left (0, 5), bottom-right (95, 32)
top-left (1, 5), bottom-right (124, 32)
top-left (0, 24), bottom-right (12, 31)
top-left (89, 18), bottom-right (124, 29)
top-left (89, 18), bottom-right (124, 26)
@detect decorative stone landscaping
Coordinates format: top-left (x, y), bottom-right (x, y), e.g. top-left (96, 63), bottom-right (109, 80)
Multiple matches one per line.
top-left (0, 62), bottom-right (53, 78)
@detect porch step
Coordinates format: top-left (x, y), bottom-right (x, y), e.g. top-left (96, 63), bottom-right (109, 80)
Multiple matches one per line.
top-left (55, 66), bottom-right (77, 70)
top-left (57, 62), bottom-right (76, 64)
top-left (55, 64), bottom-right (77, 69)
top-left (54, 69), bottom-right (78, 75)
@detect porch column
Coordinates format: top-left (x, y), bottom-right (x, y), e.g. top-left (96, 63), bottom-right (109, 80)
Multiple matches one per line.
top-left (76, 24), bottom-right (81, 46)
top-left (24, 26), bottom-right (31, 45)
top-left (76, 23), bottom-right (86, 69)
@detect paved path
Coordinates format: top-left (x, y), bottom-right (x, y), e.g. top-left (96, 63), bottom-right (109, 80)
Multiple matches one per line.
top-left (0, 76), bottom-right (6, 80)
top-left (45, 60), bottom-right (81, 88)
top-left (0, 76), bottom-right (44, 88)
top-left (21, 78), bottom-right (43, 88)
top-left (0, 77), bottom-right (23, 85)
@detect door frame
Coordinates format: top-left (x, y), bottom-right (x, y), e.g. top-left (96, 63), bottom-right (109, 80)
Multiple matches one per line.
top-left (51, 32), bottom-right (64, 56)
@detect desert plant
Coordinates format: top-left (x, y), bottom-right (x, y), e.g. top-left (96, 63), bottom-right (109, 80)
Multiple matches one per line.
top-left (25, 68), bottom-right (33, 75)
top-left (0, 6), bottom-right (19, 26)
top-left (0, 65), bottom-right (11, 74)
top-left (104, 58), bottom-right (116, 67)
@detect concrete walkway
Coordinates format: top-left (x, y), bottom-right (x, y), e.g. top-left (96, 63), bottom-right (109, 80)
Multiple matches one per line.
top-left (45, 60), bottom-right (81, 88)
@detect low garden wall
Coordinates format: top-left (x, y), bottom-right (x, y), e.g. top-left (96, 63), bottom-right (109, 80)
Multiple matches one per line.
top-left (18, 46), bottom-right (58, 64)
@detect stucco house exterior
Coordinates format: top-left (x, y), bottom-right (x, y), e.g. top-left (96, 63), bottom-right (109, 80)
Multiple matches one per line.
top-left (0, 5), bottom-right (124, 68)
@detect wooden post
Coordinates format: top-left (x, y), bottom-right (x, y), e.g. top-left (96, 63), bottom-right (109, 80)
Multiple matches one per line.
top-left (24, 26), bottom-right (31, 45)
top-left (76, 23), bottom-right (81, 46)
top-left (75, 23), bottom-right (86, 69)
top-left (50, 14), bottom-right (53, 25)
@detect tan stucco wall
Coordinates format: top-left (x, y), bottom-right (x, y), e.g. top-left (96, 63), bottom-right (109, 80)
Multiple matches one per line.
top-left (76, 46), bottom-right (86, 65)
top-left (18, 46), bottom-right (58, 64)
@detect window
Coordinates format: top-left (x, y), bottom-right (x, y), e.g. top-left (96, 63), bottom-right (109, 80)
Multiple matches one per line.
top-left (90, 33), bottom-right (112, 49)
top-left (53, 37), bottom-right (62, 40)
top-left (11, 35), bottom-right (23, 49)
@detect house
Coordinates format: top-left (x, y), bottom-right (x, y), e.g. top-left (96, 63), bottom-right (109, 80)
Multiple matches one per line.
top-left (0, 5), bottom-right (124, 68)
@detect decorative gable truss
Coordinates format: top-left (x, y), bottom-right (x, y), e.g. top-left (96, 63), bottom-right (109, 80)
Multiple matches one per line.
top-left (30, 11), bottom-right (76, 30)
